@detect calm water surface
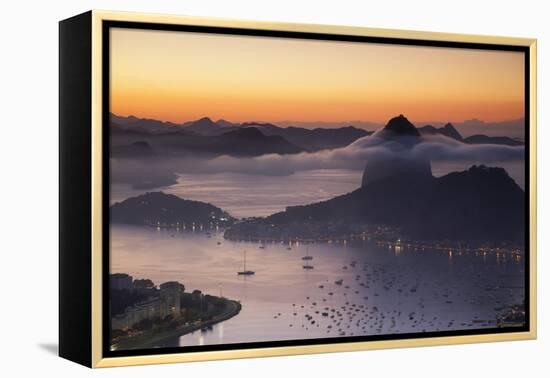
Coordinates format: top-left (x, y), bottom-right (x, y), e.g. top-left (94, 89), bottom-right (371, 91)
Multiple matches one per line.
top-left (111, 165), bottom-right (524, 219)
top-left (111, 169), bottom-right (361, 218)
top-left (111, 225), bottom-right (525, 347)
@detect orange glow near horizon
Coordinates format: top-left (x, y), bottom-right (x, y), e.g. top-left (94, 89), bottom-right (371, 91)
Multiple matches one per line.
top-left (110, 28), bottom-right (525, 125)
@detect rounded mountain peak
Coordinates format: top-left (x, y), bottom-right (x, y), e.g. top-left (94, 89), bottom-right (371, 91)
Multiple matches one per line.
top-left (383, 114), bottom-right (420, 136)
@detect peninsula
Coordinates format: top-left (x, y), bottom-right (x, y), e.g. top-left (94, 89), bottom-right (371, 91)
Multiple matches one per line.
top-left (110, 274), bottom-right (241, 350)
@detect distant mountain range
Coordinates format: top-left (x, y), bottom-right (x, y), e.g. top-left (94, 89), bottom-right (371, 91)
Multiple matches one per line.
top-left (182, 117), bottom-right (236, 136)
top-left (111, 114), bottom-right (192, 135)
top-left (110, 192), bottom-right (235, 226)
top-left (225, 116), bottom-right (525, 245)
top-left (418, 123), bottom-right (463, 140)
top-left (110, 114), bottom-right (523, 159)
top-left (418, 122), bottom-right (523, 146)
top-left (109, 114), bottom-right (525, 243)
top-left (462, 134), bottom-right (524, 146)
top-left (241, 122), bottom-right (371, 151)
top-left (455, 118), bottom-right (525, 139)
top-left (111, 120), bottom-right (303, 157)
top-left (110, 114), bottom-right (370, 156)
top-left (111, 115), bottom-right (526, 245)
top-left (277, 118), bottom-right (525, 139)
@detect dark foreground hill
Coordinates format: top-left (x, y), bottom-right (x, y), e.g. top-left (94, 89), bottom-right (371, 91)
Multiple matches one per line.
top-left (226, 165), bottom-right (525, 245)
top-left (111, 192), bottom-right (235, 226)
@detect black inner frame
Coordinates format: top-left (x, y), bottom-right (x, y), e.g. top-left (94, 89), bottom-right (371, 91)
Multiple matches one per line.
top-left (102, 20), bottom-right (531, 359)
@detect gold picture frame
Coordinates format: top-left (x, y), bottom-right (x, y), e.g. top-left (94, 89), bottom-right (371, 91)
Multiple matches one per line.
top-left (59, 10), bottom-right (537, 368)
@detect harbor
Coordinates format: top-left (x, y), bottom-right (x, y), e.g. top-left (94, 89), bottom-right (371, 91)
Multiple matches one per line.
top-left (111, 223), bottom-right (525, 348)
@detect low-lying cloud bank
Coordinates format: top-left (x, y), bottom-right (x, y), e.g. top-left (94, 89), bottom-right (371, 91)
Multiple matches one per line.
top-left (111, 133), bottom-right (525, 188)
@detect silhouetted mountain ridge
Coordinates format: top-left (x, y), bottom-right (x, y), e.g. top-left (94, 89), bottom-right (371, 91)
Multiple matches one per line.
top-left (227, 165), bottom-right (524, 244)
top-left (110, 192), bottom-right (235, 226)
top-left (110, 114), bottom-right (193, 135)
top-left (111, 120), bottom-right (303, 157)
top-left (254, 123), bottom-right (372, 151)
top-left (419, 123), bottom-right (463, 140)
top-left (463, 134), bottom-right (524, 146)
top-left (183, 117), bottom-right (234, 136)
top-left (418, 122), bottom-right (523, 145)
top-left (381, 114), bottom-right (421, 137)
top-left (111, 114), bottom-right (371, 152)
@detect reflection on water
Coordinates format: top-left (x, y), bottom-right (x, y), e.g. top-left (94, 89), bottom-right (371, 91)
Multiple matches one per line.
top-left (111, 225), bottom-right (525, 348)
top-left (111, 169), bottom-right (362, 218)
top-left (111, 164), bottom-right (524, 219)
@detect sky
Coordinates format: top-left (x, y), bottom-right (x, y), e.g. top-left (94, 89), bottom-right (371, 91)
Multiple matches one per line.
top-left (110, 27), bottom-right (525, 125)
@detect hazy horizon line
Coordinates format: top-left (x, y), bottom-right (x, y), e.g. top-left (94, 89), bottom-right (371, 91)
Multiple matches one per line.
top-left (111, 112), bottom-right (525, 128)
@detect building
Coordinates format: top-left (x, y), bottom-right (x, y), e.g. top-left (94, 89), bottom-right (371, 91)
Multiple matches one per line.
top-left (111, 297), bottom-right (164, 331)
top-left (133, 278), bottom-right (156, 296)
top-left (110, 273), bottom-right (133, 290)
top-left (160, 281), bottom-right (184, 317)
top-left (111, 280), bottom-right (185, 331)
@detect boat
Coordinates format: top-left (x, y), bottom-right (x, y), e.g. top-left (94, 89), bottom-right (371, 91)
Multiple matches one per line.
top-left (303, 256), bottom-right (314, 270)
top-left (301, 245), bottom-right (313, 261)
top-left (237, 250), bottom-right (255, 275)
top-left (335, 279), bottom-right (343, 285)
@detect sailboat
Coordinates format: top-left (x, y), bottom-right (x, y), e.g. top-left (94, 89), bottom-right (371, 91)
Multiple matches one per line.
top-left (302, 245), bottom-right (313, 261)
top-left (302, 246), bottom-right (314, 269)
top-left (237, 250), bottom-right (255, 275)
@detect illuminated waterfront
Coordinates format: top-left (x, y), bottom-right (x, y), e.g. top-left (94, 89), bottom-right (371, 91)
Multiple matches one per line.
top-left (111, 224), bottom-right (525, 348)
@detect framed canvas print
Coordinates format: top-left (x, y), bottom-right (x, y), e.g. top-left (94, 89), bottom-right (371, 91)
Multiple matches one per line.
top-left (59, 10), bottom-right (537, 368)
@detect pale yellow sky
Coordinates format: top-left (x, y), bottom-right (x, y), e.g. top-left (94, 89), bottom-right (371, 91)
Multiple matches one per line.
top-left (110, 27), bottom-right (525, 124)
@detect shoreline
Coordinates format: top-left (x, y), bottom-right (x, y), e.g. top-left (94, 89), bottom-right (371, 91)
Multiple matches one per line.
top-left (223, 233), bottom-right (524, 258)
top-left (112, 299), bottom-right (242, 351)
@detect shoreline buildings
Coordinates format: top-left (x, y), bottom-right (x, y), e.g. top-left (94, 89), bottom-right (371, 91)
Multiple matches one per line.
top-left (111, 274), bottom-right (185, 331)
